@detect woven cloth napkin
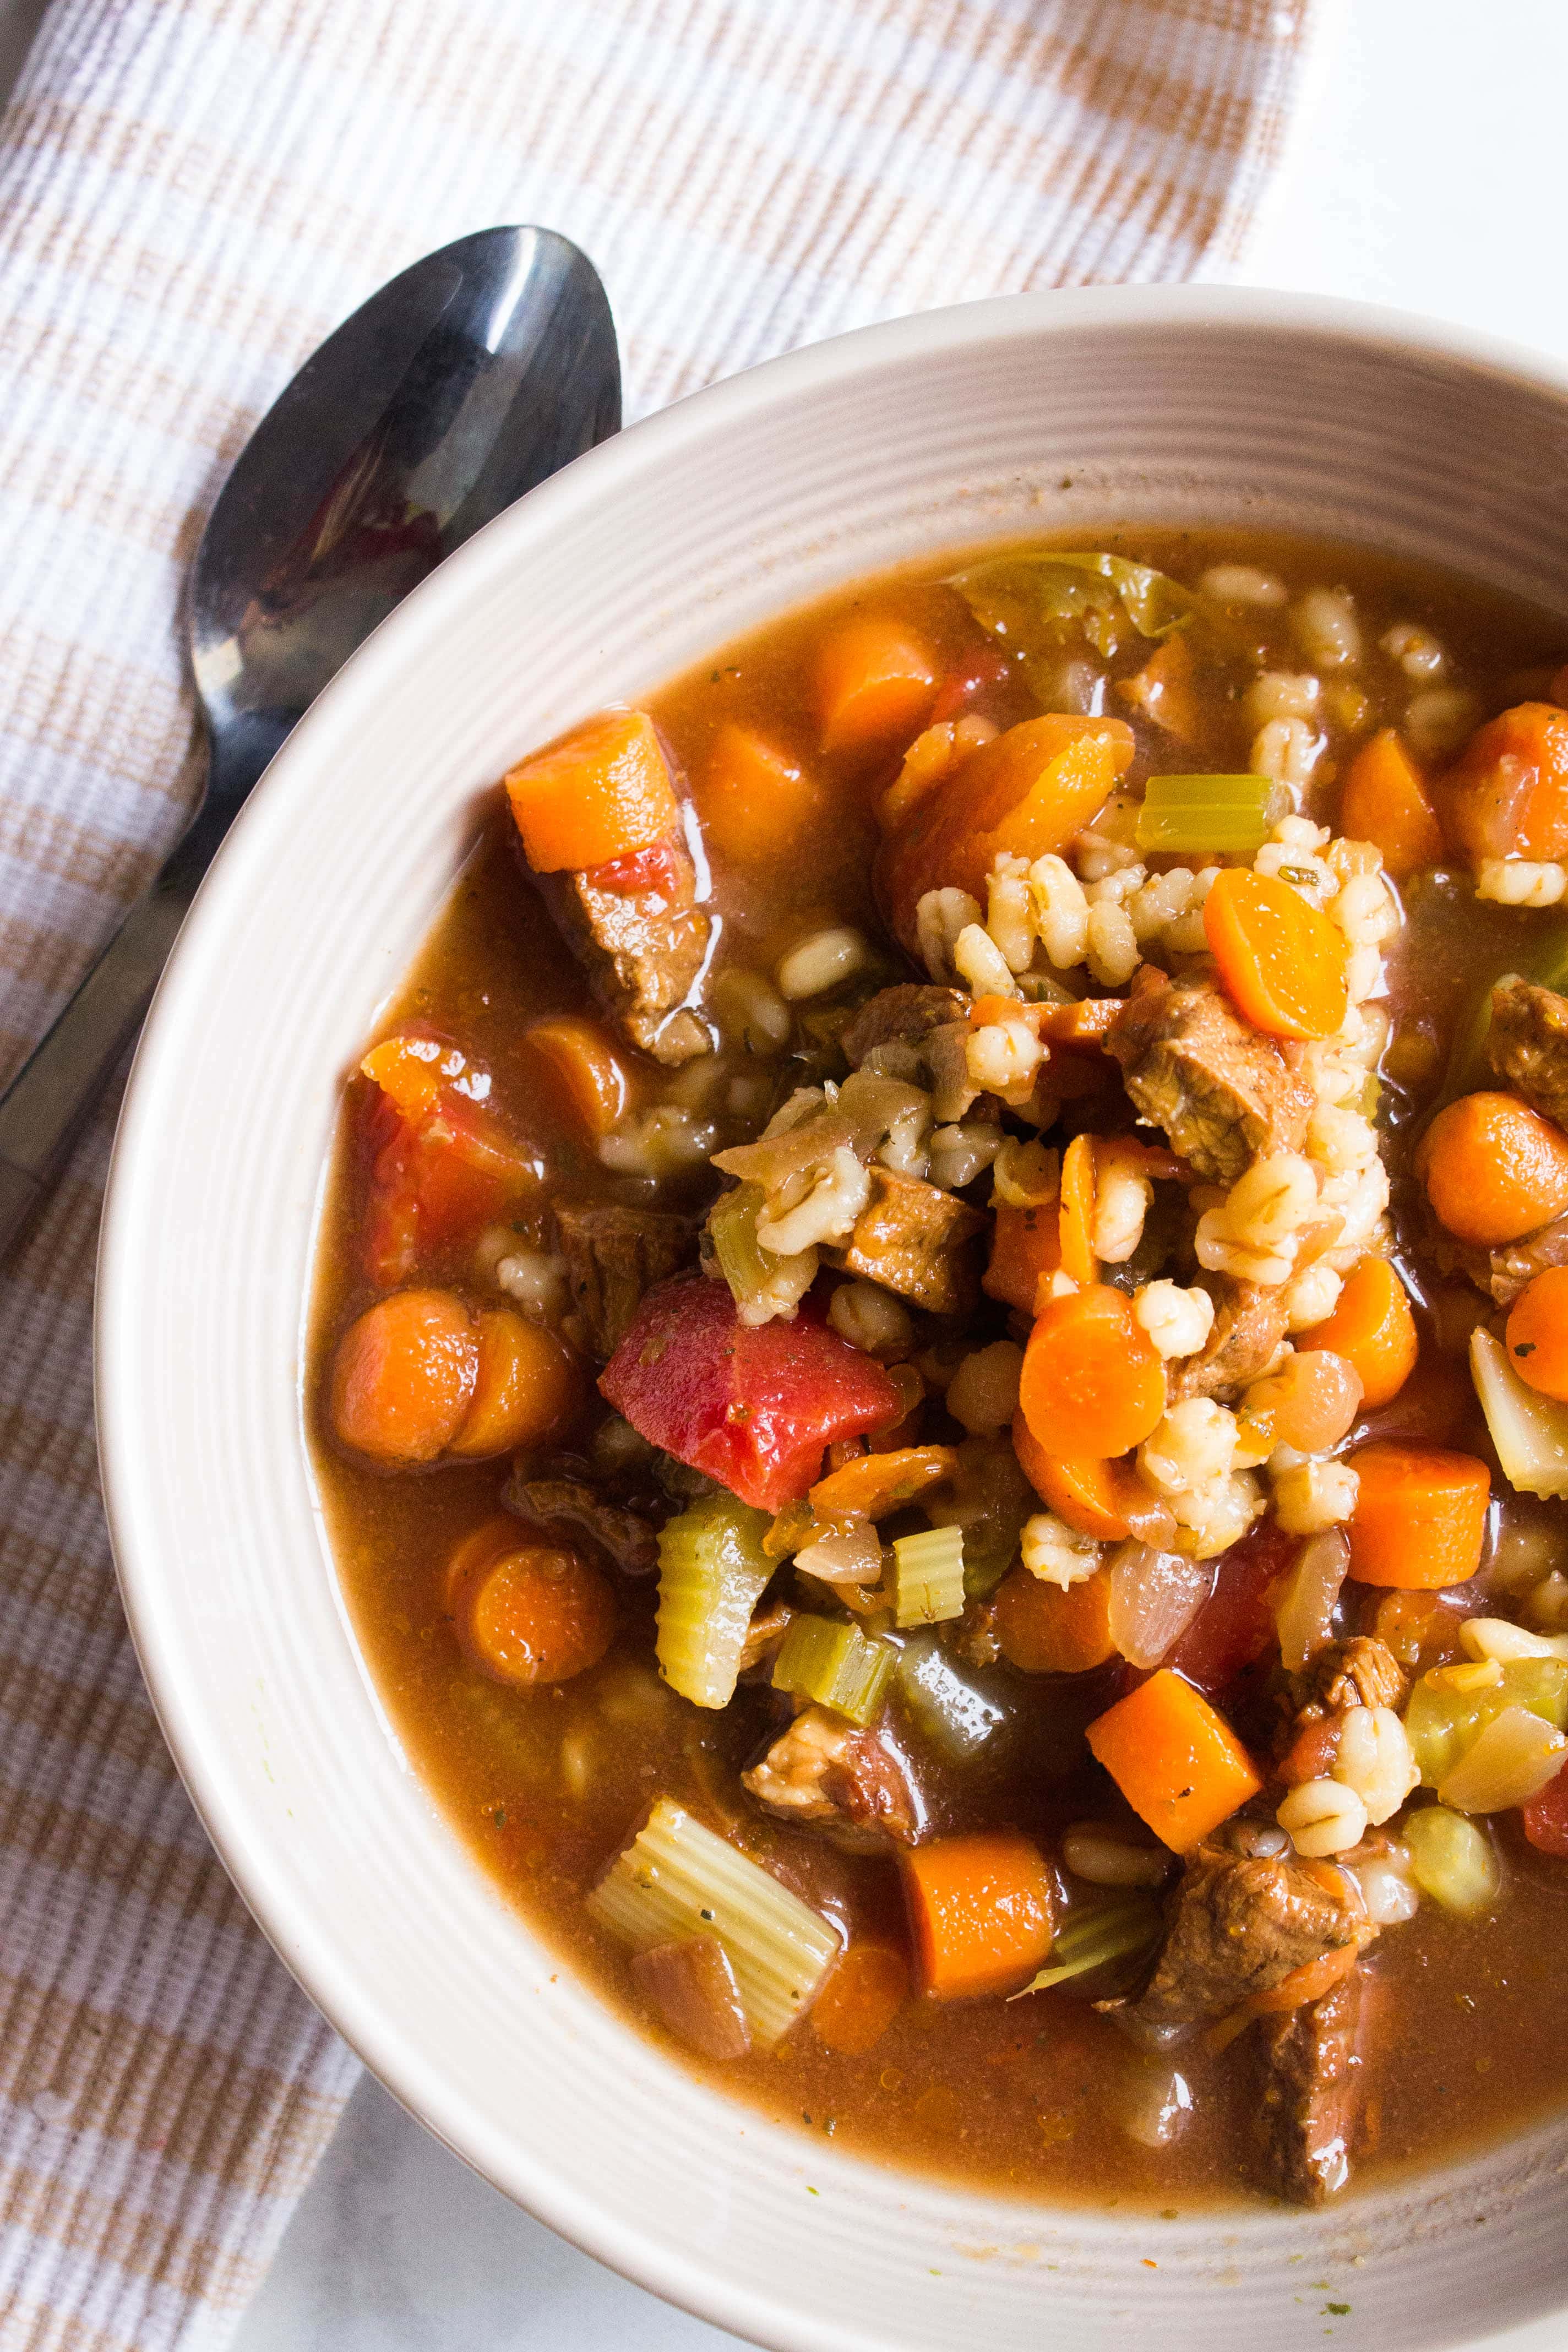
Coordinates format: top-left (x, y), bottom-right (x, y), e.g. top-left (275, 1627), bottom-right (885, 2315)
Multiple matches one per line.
top-left (0, 1), bottom-right (1332, 2343)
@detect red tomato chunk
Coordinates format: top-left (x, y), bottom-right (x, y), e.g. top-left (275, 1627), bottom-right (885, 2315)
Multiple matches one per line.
top-left (1522, 1758), bottom-right (1568, 1858)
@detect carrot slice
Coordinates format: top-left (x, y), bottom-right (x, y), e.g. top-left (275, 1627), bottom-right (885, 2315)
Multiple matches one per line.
top-left (993, 1563), bottom-right (1117, 1673)
top-left (442, 1515), bottom-right (519, 1613)
top-left (448, 1310), bottom-right (585, 1457)
top-left (816, 615), bottom-right (937, 756)
top-left (1339, 729), bottom-right (1444, 878)
top-left (1416, 1090), bottom-right (1568, 1248)
top-left (1243, 1940), bottom-right (1359, 2016)
top-left (1058, 1131), bottom-right (1098, 1287)
top-left (329, 1288), bottom-right (478, 1463)
top-left (983, 1201), bottom-right (1062, 1313)
top-left (1203, 866), bottom-right (1349, 1041)
top-left (1299, 1256), bottom-right (1418, 1409)
top-left (461, 1542), bottom-right (616, 1685)
top-left (1086, 1669), bottom-right (1262, 1853)
top-left (521, 1014), bottom-right (631, 1138)
top-left (901, 1832), bottom-right (1054, 2001)
top-left (1018, 1284), bottom-right (1167, 1461)
top-left (505, 709), bottom-right (679, 873)
top-left (1012, 1421), bottom-right (1123, 1538)
top-left (1437, 701), bottom-right (1568, 863)
top-left (811, 1941), bottom-right (910, 2053)
top-left (808, 1444), bottom-right (957, 1522)
top-left (1345, 1441), bottom-right (1491, 1588)
top-left (1506, 1265), bottom-right (1568, 1401)
top-left (698, 722), bottom-right (824, 863)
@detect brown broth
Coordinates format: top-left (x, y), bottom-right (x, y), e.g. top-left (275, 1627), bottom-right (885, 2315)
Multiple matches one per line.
top-left (309, 527), bottom-right (1568, 2213)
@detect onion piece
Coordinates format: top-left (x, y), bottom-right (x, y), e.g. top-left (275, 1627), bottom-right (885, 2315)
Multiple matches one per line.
top-left (630, 1934), bottom-right (752, 2061)
top-left (1274, 1527), bottom-right (1350, 1672)
top-left (1107, 1544), bottom-right (1211, 1668)
top-left (1436, 1705), bottom-right (1568, 1814)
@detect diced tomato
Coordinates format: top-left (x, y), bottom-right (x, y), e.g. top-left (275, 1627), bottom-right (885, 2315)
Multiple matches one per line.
top-left (1161, 1520), bottom-right (1297, 1701)
top-left (599, 1276), bottom-right (900, 1511)
top-left (929, 647), bottom-right (1015, 725)
top-left (360, 1038), bottom-right (540, 1286)
top-left (1522, 1758), bottom-right (1568, 1858)
top-left (581, 838), bottom-right (685, 899)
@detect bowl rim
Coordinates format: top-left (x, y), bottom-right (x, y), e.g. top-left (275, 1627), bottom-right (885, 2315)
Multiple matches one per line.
top-left (95, 281), bottom-right (1568, 2348)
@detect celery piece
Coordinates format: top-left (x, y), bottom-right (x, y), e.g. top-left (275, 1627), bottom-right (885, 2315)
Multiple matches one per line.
top-left (1012, 1896), bottom-right (1161, 1997)
top-left (1471, 1327), bottom-right (1568, 1499)
top-left (1404, 1652), bottom-right (1568, 1787)
top-left (1135, 774), bottom-right (1272, 856)
top-left (949, 552), bottom-right (1196, 670)
top-left (892, 1525), bottom-right (966, 1628)
top-left (1437, 1705), bottom-right (1568, 1814)
top-left (771, 1614), bottom-right (895, 1726)
top-left (656, 1492), bottom-right (775, 1709)
top-left (1403, 1805), bottom-right (1500, 1917)
top-left (588, 1798), bottom-right (839, 2046)
top-left (896, 1632), bottom-right (1006, 1760)
top-left (709, 1182), bottom-right (787, 1315)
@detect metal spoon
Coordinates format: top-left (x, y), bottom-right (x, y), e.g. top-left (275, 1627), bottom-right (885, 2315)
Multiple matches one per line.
top-left (0, 224), bottom-right (620, 1255)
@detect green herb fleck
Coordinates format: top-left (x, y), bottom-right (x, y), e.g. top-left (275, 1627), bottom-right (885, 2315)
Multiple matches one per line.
top-left (491, 1808), bottom-right (507, 1828)
top-left (1515, 1341), bottom-right (1537, 1357)
top-left (1325, 2304), bottom-right (1351, 2317)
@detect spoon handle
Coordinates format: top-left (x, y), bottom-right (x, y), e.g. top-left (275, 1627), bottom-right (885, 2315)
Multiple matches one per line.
top-left (0, 885), bottom-right (189, 1259)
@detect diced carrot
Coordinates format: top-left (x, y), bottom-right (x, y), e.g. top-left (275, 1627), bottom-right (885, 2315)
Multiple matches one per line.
top-left (876, 714), bottom-right (1136, 952)
top-left (983, 1201), bottom-right (1061, 1313)
top-left (1505, 1265), bottom-right (1568, 1401)
top-left (1203, 867), bottom-right (1349, 1041)
top-left (811, 1941), bottom-right (910, 2053)
top-left (1437, 701), bottom-right (1568, 864)
top-left (1086, 1669), bottom-right (1262, 1854)
top-left (1299, 1256), bottom-right (1418, 1409)
top-left (1036, 997), bottom-right (1126, 1044)
top-left (1345, 1441), bottom-right (1491, 1588)
top-left (901, 1831), bottom-right (1054, 2001)
top-left (1416, 1090), bottom-right (1568, 1248)
top-left (697, 721), bottom-right (825, 863)
top-left (1244, 1940), bottom-right (1358, 2015)
top-left (505, 709), bottom-right (680, 873)
top-left (521, 1014), bottom-right (630, 1138)
top-left (442, 1515), bottom-right (519, 1613)
top-left (460, 1541), bottom-right (616, 1685)
top-left (329, 1289), bottom-right (478, 1463)
top-left (1114, 630), bottom-right (1199, 742)
top-left (1014, 1420), bottom-right (1123, 1537)
top-left (447, 1309), bottom-right (585, 1457)
top-left (361, 1033), bottom-right (449, 1123)
top-left (816, 615), bottom-right (937, 757)
top-left (1339, 729), bottom-right (1444, 878)
top-left (1058, 1131), bottom-right (1098, 1287)
top-left (808, 1442), bottom-right (956, 1522)
top-left (1018, 1284), bottom-right (1167, 1461)
top-left (993, 1562), bottom-right (1117, 1673)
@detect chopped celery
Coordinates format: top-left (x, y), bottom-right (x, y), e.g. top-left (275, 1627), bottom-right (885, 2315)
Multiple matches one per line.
top-left (1135, 774), bottom-right (1272, 856)
top-left (588, 1797), bottom-right (839, 2046)
top-left (1404, 1651), bottom-right (1568, 1787)
top-left (949, 552), bottom-right (1196, 672)
top-left (896, 1632), bottom-right (1006, 1759)
top-left (1471, 1327), bottom-right (1568, 1498)
top-left (771, 1614), bottom-right (895, 1725)
top-left (892, 1526), bottom-right (966, 1628)
top-left (656, 1493), bottom-right (775, 1709)
top-left (1402, 1805), bottom-right (1499, 1917)
top-left (709, 1183), bottom-right (771, 1302)
top-left (1012, 1895), bottom-right (1162, 1997)
top-left (1437, 1705), bottom-right (1568, 1814)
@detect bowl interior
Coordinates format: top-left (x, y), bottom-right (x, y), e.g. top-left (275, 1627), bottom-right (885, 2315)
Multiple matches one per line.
top-left (99, 289), bottom-right (1568, 2352)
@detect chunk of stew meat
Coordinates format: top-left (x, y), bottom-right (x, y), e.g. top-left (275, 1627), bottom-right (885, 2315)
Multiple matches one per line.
top-left (1107, 970), bottom-right (1314, 1186)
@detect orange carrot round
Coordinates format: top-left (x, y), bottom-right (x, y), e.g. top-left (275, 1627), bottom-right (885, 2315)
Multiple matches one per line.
top-left (983, 1201), bottom-right (1062, 1313)
top-left (329, 1289), bottom-right (478, 1463)
top-left (1505, 1265), bottom-right (1568, 1401)
top-left (462, 1542), bottom-right (615, 1684)
top-left (1019, 1284), bottom-right (1167, 1461)
top-left (1058, 1131), bottom-right (1098, 1287)
top-left (1437, 701), bottom-right (1568, 863)
top-left (1299, 1256), bottom-right (1418, 1408)
top-left (1417, 1090), bottom-right (1568, 1248)
top-left (1203, 866), bottom-right (1349, 1041)
top-left (699, 722), bottom-right (824, 862)
top-left (901, 1832), bottom-right (1054, 2001)
top-left (993, 1563), bottom-right (1117, 1674)
top-left (1345, 1441), bottom-right (1491, 1588)
top-left (1086, 1669), bottom-right (1262, 1853)
top-left (521, 1015), bottom-right (630, 1137)
top-left (816, 614), bottom-right (937, 756)
top-left (448, 1309), bottom-right (585, 1458)
top-left (442, 1515), bottom-right (519, 1613)
top-left (1339, 729), bottom-right (1443, 878)
top-left (505, 709), bottom-right (679, 873)
top-left (811, 1941), bottom-right (910, 2053)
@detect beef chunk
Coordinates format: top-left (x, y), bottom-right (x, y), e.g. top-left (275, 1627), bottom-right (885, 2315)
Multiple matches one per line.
top-left (1438, 1208), bottom-right (1568, 1305)
top-left (1488, 976), bottom-right (1568, 1131)
top-left (554, 1203), bottom-right (698, 1359)
top-left (742, 1706), bottom-right (919, 1850)
top-left (1107, 970), bottom-right (1313, 1186)
top-left (822, 1165), bottom-right (986, 1315)
top-left (1255, 1968), bottom-right (1367, 2204)
top-left (542, 848), bottom-right (710, 1064)
top-left (1168, 1276), bottom-right (1290, 1402)
top-left (1291, 1635), bottom-right (1407, 1724)
top-left (504, 1473), bottom-right (659, 1576)
top-left (1118, 1842), bottom-right (1375, 2029)
top-left (841, 984), bottom-right (967, 1070)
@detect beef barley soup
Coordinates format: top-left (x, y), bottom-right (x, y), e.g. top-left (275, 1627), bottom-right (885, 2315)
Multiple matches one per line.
top-left (309, 530), bottom-right (1568, 2212)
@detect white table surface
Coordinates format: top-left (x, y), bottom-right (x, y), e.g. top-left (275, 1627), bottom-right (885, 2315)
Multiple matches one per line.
top-left (5, 0), bottom-right (1568, 2345)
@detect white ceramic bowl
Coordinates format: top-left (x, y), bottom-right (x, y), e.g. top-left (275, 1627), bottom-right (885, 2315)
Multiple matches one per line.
top-left (99, 288), bottom-right (1568, 2351)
